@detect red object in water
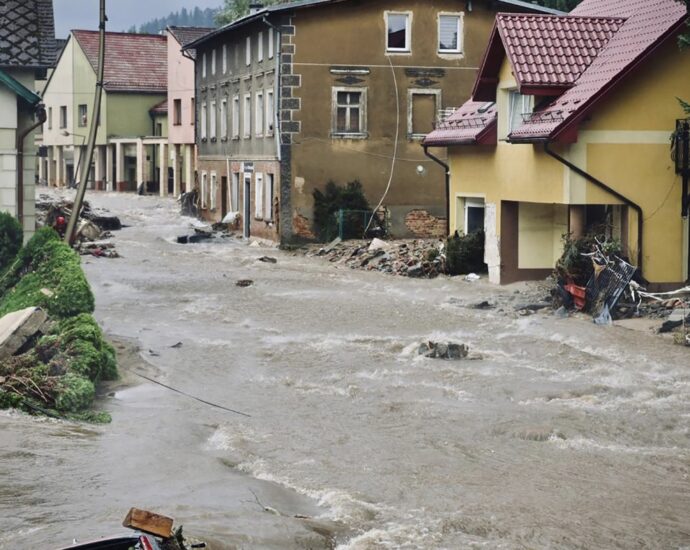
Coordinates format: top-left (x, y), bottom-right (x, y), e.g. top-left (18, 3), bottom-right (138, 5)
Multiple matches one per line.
top-left (565, 284), bottom-right (587, 310)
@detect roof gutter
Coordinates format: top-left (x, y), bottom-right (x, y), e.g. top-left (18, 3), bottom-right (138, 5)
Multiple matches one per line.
top-left (16, 103), bottom-right (47, 231)
top-left (544, 141), bottom-right (643, 274)
top-left (423, 145), bottom-right (450, 237)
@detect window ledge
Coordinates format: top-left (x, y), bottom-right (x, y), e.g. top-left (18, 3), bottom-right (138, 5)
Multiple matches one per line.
top-left (385, 49), bottom-right (411, 55)
top-left (173, 122), bottom-right (182, 127)
top-left (232, 135), bottom-right (240, 141)
top-left (221, 137), bottom-right (229, 142)
top-left (210, 137), bottom-right (217, 143)
top-left (438, 50), bottom-right (463, 55)
top-left (255, 133), bottom-right (264, 138)
top-left (331, 132), bottom-right (368, 140)
top-left (408, 134), bottom-right (427, 141)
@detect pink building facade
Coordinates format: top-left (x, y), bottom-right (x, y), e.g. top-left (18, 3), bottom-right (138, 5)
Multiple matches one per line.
top-left (167, 26), bottom-right (214, 195)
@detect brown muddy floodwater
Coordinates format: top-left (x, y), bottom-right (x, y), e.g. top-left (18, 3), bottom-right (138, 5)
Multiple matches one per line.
top-left (1, 190), bottom-right (689, 549)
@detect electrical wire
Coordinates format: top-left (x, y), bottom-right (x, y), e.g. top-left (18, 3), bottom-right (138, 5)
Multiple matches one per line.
top-left (364, 55), bottom-right (399, 236)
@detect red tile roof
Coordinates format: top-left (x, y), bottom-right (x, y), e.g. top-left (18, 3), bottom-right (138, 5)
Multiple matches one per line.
top-left (423, 101), bottom-right (497, 146)
top-left (149, 99), bottom-right (168, 114)
top-left (73, 30), bottom-right (167, 94)
top-left (511, 0), bottom-right (688, 140)
top-left (497, 13), bottom-right (625, 89)
top-left (427, 0), bottom-right (688, 146)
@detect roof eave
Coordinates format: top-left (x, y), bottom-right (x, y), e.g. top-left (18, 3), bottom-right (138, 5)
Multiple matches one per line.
top-left (0, 68), bottom-right (42, 106)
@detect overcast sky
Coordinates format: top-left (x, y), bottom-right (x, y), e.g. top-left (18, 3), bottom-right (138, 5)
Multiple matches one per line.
top-left (53, 0), bottom-right (223, 38)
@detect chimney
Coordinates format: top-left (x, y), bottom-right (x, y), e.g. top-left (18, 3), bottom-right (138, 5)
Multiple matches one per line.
top-left (249, 3), bottom-right (264, 15)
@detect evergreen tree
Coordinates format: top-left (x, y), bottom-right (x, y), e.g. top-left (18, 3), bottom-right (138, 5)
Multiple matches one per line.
top-left (216, 0), bottom-right (291, 25)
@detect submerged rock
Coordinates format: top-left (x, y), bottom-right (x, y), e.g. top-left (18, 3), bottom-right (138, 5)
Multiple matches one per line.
top-left (418, 341), bottom-right (469, 360)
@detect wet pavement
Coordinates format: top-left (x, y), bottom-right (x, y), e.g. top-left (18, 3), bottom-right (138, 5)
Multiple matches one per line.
top-left (1, 190), bottom-right (689, 549)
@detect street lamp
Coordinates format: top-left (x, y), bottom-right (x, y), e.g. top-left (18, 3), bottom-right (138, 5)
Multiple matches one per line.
top-left (62, 130), bottom-right (86, 189)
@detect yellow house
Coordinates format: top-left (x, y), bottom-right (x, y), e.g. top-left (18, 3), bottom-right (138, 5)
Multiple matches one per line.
top-left (424, 0), bottom-right (690, 290)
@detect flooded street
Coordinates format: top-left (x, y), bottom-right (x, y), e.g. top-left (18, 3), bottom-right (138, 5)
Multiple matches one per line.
top-left (2, 191), bottom-right (690, 549)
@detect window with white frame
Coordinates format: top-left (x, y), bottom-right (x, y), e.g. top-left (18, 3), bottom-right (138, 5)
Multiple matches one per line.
top-left (210, 100), bottom-right (217, 140)
top-left (210, 172), bottom-right (217, 210)
top-left (221, 99), bottom-right (228, 138)
top-left (201, 171), bottom-right (208, 208)
top-left (332, 87), bottom-right (367, 137)
top-left (255, 172), bottom-right (264, 218)
top-left (211, 49), bottom-right (216, 75)
top-left (508, 91), bottom-right (533, 134)
top-left (222, 45), bottom-right (227, 73)
top-left (246, 36), bottom-right (251, 65)
top-left (243, 93), bottom-right (251, 137)
top-left (202, 52), bottom-right (207, 79)
top-left (255, 91), bottom-right (264, 136)
top-left (438, 14), bottom-right (463, 53)
top-left (201, 102), bottom-right (208, 140)
top-left (48, 107), bottom-right (52, 129)
top-left (258, 31), bottom-right (263, 62)
top-left (266, 89), bottom-right (274, 136)
top-left (386, 12), bottom-right (411, 52)
top-left (232, 95), bottom-right (240, 138)
top-left (265, 173), bottom-right (274, 221)
top-left (268, 30), bottom-right (274, 59)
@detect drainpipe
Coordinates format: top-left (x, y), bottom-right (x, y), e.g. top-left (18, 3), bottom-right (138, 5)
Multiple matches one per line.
top-left (423, 145), bottom-right (451, 236)
top-left (262, 15), bottom-right (281, 162)
top-left (544, 141), bottom-right (644, 274)
top-left (16, 104), bottom-right (47, 230)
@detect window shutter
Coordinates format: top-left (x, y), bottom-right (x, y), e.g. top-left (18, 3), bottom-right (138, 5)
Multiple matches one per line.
top-left (255, 173), bottom-right (264, 218)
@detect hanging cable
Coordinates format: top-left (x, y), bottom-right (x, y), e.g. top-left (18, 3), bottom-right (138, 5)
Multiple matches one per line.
top-left (363, 56), bottom-right (400, 236)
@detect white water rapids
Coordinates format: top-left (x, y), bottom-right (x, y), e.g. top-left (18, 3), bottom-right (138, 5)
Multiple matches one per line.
top-left (1, 191), bottom-right (689, 549)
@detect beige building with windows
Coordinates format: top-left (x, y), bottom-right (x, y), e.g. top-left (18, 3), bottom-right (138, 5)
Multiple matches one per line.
top-left (185, 0), bottom-right (557, 242)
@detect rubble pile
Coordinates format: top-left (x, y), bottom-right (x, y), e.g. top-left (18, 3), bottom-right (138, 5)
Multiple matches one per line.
top-left (305, 238), bottom-right (448, 278)
top-left (35, 194), bottom-right (121, 258)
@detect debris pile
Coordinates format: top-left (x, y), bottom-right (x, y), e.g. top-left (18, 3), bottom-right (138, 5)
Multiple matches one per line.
top-left (35, 194), bottom-right (122, 258)
top-left (418, 341), bottom-right (469, 360)
top-left (304, 238), bottom-right (448, 278)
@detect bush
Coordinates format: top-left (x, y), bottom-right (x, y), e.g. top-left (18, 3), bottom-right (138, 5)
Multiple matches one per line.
top-left (0, 211), bottom-right (22, 274)
top-left (446, 230), bottom-right (487, 275)
top-left (0, 227), bottom-right (94, 318)
top-left (555, 233), bottom-right (622, 286)
top-left (313, 180), bottom-right (371, 241)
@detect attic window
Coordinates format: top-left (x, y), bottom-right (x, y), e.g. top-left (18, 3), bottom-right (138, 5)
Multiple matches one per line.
top-left (508, 91), bottom-right (532, 133)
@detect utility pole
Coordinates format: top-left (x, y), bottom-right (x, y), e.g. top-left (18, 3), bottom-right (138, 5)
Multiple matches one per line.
top-left (65, 0), bottom-right (107, 245)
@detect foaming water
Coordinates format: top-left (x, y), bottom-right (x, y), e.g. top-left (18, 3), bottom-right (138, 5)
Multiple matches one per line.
top-left (3, 190), bottom-right (689, 549)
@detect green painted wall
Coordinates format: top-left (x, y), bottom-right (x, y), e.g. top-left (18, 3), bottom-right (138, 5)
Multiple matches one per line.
top-left (106, 93), bottom-right (166, 138)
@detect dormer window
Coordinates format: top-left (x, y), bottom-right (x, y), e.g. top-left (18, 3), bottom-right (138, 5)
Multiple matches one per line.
top-left (508, 91), bottom-right (533, 133)
top-left (386, 12), bottom-right (410, 53)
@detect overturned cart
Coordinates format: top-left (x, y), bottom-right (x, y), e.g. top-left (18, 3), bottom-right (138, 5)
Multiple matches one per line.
top-left (58, 508), bottom-right (204, 550)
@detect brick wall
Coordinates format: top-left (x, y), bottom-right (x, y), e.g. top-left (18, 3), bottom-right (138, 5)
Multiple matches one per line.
top-left (404, 209), bottom-right (447, 239)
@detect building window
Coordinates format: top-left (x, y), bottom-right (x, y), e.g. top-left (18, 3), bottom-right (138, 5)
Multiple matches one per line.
top-left (408, 89), bottom-right (441, 139)
top-left (258, 31), bottom-right (264, 62)
top-left (173, 99), bottom-right (182, 125)
top-left (201, 102), bottom-right (207, 140)
top-left (438, 14), bottom-right (463, 53)
top-left (222, 44), bottom-right (227, 74)
top-left (266, 89), bottom-right (274, 136)
top-left (221, 99), bottom-right (228, 139)
top-left (246, 36), bottom-right (251, 66)
top-left (332, 87), bottom-right (367, 138)
top-left (231, 172), bottom-right (240, 211)
top-left (210, 100), bottom-right (217, 140)
top-left (386, 12), bottom-right (411, 52)
top-left (232, 95), bottom-right (240, 138)
top-left (255, 172), bottom-right (264, 219)
top-left (210, 172), bottom-right (217, 210)
top-left (78, 104), bottom-right (87, 126)
top-left (268, 30), bottom-right (274, 59)
top-left (508, 91), bottom-right (533, 133)
top-left (201, 171), bottom-right (208, 208)
top-left (59, 105), bottom-right (67, 128)
top-left (243, 93), bottom-right (251, 137)
top-left (211, 48), bottom-right (216, 76)
top-left (202, 52), bottom-right (207, 79)
top-left (255, 91), bottom-right (264, 137)
top-left (190, 98), bottom-right (195, 125)
top-left (265, 173), bottom-right (274, 221)
top-left (48, 107), bottom-right (52, 130)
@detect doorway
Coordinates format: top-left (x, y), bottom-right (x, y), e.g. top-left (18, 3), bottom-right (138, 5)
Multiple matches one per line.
top-left (221, 176), bottom-right (228, 219)
top-left (243, 173), bottom-right (251, 238)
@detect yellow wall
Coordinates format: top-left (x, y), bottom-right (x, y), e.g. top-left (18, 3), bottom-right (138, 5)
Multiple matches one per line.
top-left (448, 38), bottom-right (690, 285)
